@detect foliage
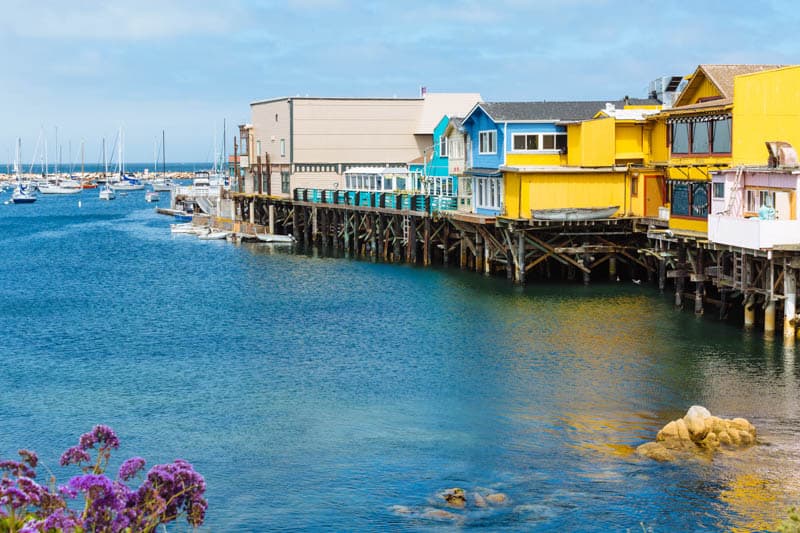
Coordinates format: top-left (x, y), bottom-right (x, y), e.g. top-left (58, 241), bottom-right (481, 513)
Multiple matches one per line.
top-left (0, 425), bottom-right (206, 532)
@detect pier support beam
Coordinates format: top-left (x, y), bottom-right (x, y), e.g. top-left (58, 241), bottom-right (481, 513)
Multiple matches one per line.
top-left (609, 256), bottom-right (617, 282)
top-left (658, 259), bottom-right (666, 291)
top-left (744, 294), bottom-right (756, 329)
top-left (785, 267), bottom-right (797, 340)
top-left (515, 232), bottom-right (525, 285)
top-left (765, 299), bottom-right (777, 336)
top-left (694, 283), bottom-right (704, 315)
top-left (268, 204), bottom-right (275, 234)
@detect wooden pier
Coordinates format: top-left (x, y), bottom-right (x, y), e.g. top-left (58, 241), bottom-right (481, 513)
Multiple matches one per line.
top-left (203, 190), bottom-right (800, 339)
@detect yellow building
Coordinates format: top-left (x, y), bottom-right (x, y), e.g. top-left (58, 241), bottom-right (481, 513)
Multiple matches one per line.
top-left (651, 64), bottom-right (783, 233)
top-left (502, 101), bottom-right (664, 220)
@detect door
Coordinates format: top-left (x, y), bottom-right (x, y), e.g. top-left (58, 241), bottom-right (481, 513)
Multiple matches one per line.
top-left (644, 175), bottom-right (665, 217)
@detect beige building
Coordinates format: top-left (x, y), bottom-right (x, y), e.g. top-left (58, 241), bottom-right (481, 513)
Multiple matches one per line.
top-left (238, 92), bottom-right (481, 196)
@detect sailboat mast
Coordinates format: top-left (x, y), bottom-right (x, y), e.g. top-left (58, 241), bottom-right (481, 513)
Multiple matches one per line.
top-left (103, 138), bottom-right (107, 179)
top-left (162, 130), bottom-right (166, 177)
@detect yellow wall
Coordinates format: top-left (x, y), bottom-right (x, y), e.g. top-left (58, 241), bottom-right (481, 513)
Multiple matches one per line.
top-left (649, 120), bottom-right (669, 163)
top-left (675, 75), bottom-right (722, 106)
top-left (505, 152), bottom-right (567, 166)
top-left (732, 65), bottom-right (800, 165)
top-left (504, 171), bottom-right (640, 219)
top-left (668, 216), bottom-right (708, 233)
top-left (579, 118), bottom-right (615, 166)
top-left (615, 122), bottom-right (645, 160)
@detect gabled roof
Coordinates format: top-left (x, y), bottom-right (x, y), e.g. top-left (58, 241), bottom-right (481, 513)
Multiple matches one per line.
top-left (673, 64), bottom-right (783, 107)
top-left (465, 99), bottom-right (660, 124)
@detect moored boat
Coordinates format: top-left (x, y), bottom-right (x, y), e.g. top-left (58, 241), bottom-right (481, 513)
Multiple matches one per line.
top-left (531, 205), bottom-right (619, 221)
top-left (255, 232), bottom-right (295, 244)
top-left (145, 190), bottom-right (160, 202)
top-left (197, 229), bottom-right (229, 240)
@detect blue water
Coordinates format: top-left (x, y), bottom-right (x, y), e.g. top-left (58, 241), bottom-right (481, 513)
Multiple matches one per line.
top-left (2, 191), bottom-right (800, 531)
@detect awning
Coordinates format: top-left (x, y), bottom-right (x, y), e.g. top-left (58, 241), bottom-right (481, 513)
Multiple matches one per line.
top-left (666, 114), bottom-right (731, 124)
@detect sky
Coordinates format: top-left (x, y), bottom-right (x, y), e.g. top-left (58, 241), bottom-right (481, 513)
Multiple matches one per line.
top-left (1, 0), bottom-right (798, 164)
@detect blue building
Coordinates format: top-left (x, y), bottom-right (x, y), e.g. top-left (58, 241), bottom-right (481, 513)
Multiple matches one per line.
top-left (460, 100), bottom-right (657, 216)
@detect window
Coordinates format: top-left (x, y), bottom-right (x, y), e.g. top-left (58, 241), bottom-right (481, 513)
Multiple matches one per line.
top-left (631, 176), bottom-right (638, 197)
top-left (439, 136), bottom-right (448, 157)
top-left (384, 177), bottom-right (392, 190)
top-left (280, 139), bottom-right (286, 157)
top-left (449, 139), bottom-right (464, 159)
top-left (712, 182), bottom-right (725, 199)
top-left (280, 171), bottom-right (290, 194)
top-left (712, 118), bottom-right (731, 153)
top-left (474, 177), bottom-right (502, 210)
top-left (671, 182), bottom-right (709, 218)
top-left (511, 133), bottom-right (566, 152)
top-left (672, 123), bottom-right (689, 154)
top-left (691, 122), bottom-right (710, 153)
top-left (691, 183), bottom-right (708, 217)
top-left (479, 131), bottom-right (496, 154)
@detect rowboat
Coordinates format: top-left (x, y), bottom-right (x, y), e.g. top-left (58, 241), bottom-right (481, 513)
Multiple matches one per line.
top-left (531, 206), bottom-right (619, 221)
top-left (197, 229), bottom-right (229, 240)
top-left (256, 232), bottom-right (295, 244)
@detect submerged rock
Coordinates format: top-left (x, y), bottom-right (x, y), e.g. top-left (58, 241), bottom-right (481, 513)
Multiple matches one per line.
top-left (441, 487), bottom-right (467, 508)
top-left (421, 508), bottom-right (460, 521)
top-left (485, 492), bottom-right (508, 505)
top-left (638, 406), bottom-right (757, 462)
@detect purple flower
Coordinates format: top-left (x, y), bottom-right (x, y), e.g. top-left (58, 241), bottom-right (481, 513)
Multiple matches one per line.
top-left (0, 459), bottom-right (35, 478)
top-left (18, 449), bottom-right (38, 468)
top-left (78, 425), bottom-right (120, 451)
top-left (136, 459), bottom-right (208, 527)
top-left (59, 446), bottom-right (91, 467)
top-left (42, 509), bottom-right (80, 532)
top-left (118, 457), bottom-right (146, 482)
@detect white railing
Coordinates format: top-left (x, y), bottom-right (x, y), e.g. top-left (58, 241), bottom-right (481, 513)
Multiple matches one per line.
top-left (708, 214), bottom-right (800, 250)
top-left (173, 186), bottom-right (221, 198)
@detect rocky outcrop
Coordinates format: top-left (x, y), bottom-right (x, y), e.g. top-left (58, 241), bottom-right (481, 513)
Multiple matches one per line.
top-left (637, 406), bottom-right (757, 462)
top-left (391, 487), bottom-right (509, 523)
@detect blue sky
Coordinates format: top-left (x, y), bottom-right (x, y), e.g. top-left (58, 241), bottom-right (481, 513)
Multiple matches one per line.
top-left (1, 0), bottom-right (798, 164)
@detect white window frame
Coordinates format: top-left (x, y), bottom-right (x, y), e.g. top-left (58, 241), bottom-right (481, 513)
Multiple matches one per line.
top-left (474, 176), bottom-right (503, 210)
top-left (479, 130), bottom-right (497, 154)
top-left (511, 132), bottom-right (567, 153)
top-left (449, 138), bottom-right (464, 159)
top-left (439, 135), bottom-right (448, 158)
top-left (280, 139), bottom-right (286, 157)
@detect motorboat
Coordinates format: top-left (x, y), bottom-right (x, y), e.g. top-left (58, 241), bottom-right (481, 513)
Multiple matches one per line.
top-left (531, 206), bottom-right (620, 221)
top-left (11, 184), bottom-right (37, 204)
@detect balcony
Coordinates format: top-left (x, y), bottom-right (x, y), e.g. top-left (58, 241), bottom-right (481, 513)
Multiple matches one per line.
top-left (707, 214), bottom-right (800, 250)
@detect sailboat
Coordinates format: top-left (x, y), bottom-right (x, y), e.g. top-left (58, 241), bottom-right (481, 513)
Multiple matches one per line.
top-left (108, 128), bottom-right (144, 191)
top-left (98, 138), bottom-right (115, 200)
top-left (150, 130), bottom-right (172, 192)
top-left (11, 138), bottom-right (36, 204)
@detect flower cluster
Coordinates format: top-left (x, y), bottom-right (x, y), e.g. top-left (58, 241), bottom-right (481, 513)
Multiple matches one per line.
top-left (0, 425), bottom-right (207, 533)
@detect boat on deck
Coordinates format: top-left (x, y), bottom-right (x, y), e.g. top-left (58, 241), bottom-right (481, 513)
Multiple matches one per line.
top-left (531, 205), bottom-right (619, 221)
top-left (256, 232), bottom-right (295, 244)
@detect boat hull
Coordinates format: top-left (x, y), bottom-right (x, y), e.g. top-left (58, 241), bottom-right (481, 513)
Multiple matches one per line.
top-left (531, 206), bottom-right (619, 221)
top-left (256, 233), bottom-right (295, 243)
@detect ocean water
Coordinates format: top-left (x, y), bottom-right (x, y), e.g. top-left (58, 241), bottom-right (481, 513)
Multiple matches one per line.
top-left (1, 190), bottom-right (800, 531)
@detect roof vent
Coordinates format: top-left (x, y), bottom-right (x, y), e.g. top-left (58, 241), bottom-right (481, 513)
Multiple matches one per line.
top-left (765, 141), bottom-right (799, 168)
top-left (605, 102), bottom-right (615, 113)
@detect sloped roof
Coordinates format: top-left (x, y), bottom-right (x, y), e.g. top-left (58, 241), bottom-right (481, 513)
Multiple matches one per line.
top-left (474, 99), bottom-right (660, 123)
top-left (674, 64), bottom-right (783, 106)
top-left (415, 93), bottom-right (482, 134)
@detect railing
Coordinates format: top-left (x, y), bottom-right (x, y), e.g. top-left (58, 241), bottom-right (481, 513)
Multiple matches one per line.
top-left (292, 188), bottom-right (458, 214)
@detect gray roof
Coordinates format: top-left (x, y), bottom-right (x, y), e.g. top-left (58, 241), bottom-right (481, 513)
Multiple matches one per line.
top-left (477, 99), bottom-right (660, 122)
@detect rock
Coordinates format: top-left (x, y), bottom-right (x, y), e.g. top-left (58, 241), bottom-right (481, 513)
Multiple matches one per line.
top-left (718, 430), bottom-right (732, 445)
top-left (684, 406), bottom-right (712, 441)
top-left (738, 429), bottom-right (754, 446)
top-left (675, 418), bottom-right (691, 441)
top-left (699, 431), bottom-right (720, 451)
top-left (441, 488), bottom-right (466, 508)
top-left (657, 420), bottom-right (679, 441)
top-left (730, 418), bottom-right (756, 436)
top-left (390, 505), bottom-right (413, 515)
top-left (727, 428), bottom-right (741, 445)
top-left (636, 441), bottom-right (676, 462)
top-left (422, 508), bottom-right (459, 521)
top-left (472, 492), bottom-right (487, 508)
top-left (485, 492), bottom-right (508, 505)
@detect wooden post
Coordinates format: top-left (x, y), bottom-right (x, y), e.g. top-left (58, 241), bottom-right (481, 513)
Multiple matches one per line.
top-left (408, 216), bottom-right (417, 264)
top-left (312, 207), bottom-right (318, 244)
top-left (765, 299), bottom-right (776, 337)
top-left (785, 266), bottom-right (797, 340)
top-left (303, 207), bottom-right (311, 245)
top-left (268, 204), bottom-right (275, 235)
top-left (609, 256), bottom-right (617, 281)
top-left (475, 233), bottom-right (484, 273)
top-left (353, 212), bottom-right (361, 256)
top-left (484, 242), bottom-right (491, 275)
top-left (256, 154), bottom-right (262, 195)
top-left (393, 216), bottom-right (402, 262)
top-left (516, 231), bottom-right (525, 284)
top-left (459, 232), bottom-right (467, 269)
top-left (343, 211), bottom-right (351, 255)
top-left (423, 218), bottom-right (431, 266)
top-left (658, 258), bottom-right (666, 291)
top-left (369, 215), bottom-right (377, 259)
top-left (675, 246), bottom-right (685, 308)
top-left (292, 207), bottom-right (300, 241)
top-left (582, 253), bottom-right (591, 285)
top-left (744, 294), bottom-right (756, 329)
top-left (442, 223), bottom-right (450, 265)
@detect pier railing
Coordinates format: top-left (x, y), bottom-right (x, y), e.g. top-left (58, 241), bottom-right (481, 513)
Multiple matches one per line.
top-left (173, 185), bottom-right (221, 198)
top-left (292, 188), bottom-right (457, 214)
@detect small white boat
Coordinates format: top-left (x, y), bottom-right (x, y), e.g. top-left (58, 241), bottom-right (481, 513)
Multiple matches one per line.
top-left (170, 223), bottom-right (202, 234)
top-left (256, 232), bottom-right (295, 243)
top-left (145, 190), bottom-right (160, 202)
top-left (38, 182), bottom-right (82, 194)
top-left (99, 185), bottom-right (115, 200)
top-left (531, 205), bottom-right (620, 221)
top-left (11, 184), bottom-right (37, 204)
top-left (151, 178), bottom-right (173, 191)
top-left (197, 229), bottom-right (229, 240)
